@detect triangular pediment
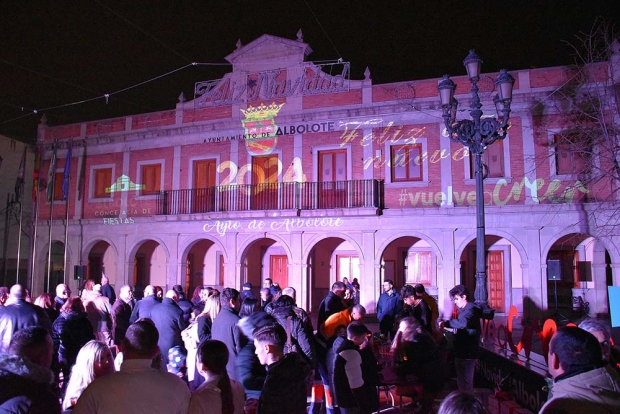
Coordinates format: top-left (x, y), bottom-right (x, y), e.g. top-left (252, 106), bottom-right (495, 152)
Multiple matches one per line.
top-left (225, 34), bottom-right (311, 69)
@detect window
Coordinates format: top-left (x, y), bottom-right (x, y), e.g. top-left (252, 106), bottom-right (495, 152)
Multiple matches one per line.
top-left (319, 150), bottom-right (347, 183)
top-left (391, 144), bottom-right (422, 182)
top-left (94, 168), bottom-right (112, 198)
top-left (318, 150), bottom-right (347, 208)
top-left (469, 140), bottom-right (504, 178)
top-left (554, 134), bottom-right (589, 175)
top-left (337, 255), bottom-right (360, 282)
top-left (193, 159), bottom-right (216, 189)
top-left (406, 251), bottom-right (432, 285)
top-left (140, 163), bottom-right (162, 196)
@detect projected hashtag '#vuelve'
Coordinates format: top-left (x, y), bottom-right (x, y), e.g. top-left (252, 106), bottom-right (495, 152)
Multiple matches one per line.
top-left (399, 189), bottom-right (408, 206)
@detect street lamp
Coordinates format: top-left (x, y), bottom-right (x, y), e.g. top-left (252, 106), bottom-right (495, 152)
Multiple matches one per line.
top-left (437, 50), bottom-right (515, 319)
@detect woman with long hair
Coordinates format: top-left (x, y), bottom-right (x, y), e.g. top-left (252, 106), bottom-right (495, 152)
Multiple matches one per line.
top-left (190, 339), bottom-right (245, 414)
top-left (34, 292), bottom-right (60, 323)
top-left (391, 317), bottom-right (449, 414)
top-left (191, 286), bottom-right (205, 306)
top-left (80, 279), bottom-right (96, 301)
top-left (63, 340), bottom-right (115, 409)
top-left (238, 297), bottom-right (259, 318)
top-left (197, 293), bottom-right (221, 342)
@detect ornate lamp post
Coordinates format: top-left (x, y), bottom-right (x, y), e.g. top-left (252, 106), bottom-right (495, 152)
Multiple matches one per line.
top-left (437, 50), bottom-right (515, 319)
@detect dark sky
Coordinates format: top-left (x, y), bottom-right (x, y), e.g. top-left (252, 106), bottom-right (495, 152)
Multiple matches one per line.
top-left (1, 0), bottom-right (617, 142)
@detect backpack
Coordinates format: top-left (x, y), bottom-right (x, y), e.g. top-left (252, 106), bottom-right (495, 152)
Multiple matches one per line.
top-left (283, 316), bottom-right (300, 354)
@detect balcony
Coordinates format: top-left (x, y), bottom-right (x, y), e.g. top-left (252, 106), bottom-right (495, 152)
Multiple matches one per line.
top-left (156, 179), bottom-right (384, 215)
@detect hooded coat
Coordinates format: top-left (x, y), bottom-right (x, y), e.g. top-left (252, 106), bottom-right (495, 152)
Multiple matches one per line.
top-left (270, 305), bottom-right (316, 365)
top-left (237, 311), bottom-right (276, 400)
top-left (0, 354), bottom-right (61, 414)
top-left (257, 352), bottom-right (311, 414)
top-left (52, 310), bottom-right (95, 367)
top-left (540, 364), bottom-right (620, 413)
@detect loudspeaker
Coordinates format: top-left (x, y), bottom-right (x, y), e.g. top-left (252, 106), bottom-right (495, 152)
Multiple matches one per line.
top-left (74, 265), bottom-right (86, 280)
top-left (578, 261), bottom-right (592, 282)
top-left (547, 260), bottom-right (561, 281)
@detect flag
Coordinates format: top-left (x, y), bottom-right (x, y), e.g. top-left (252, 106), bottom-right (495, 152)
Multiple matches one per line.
top-left (32, 145), bottom-right (41, 202)
top-left (62, 140), bottom-right (72, 201)
top-left (77, 142), bottom-right (86, 201)
top-left (46, 143), bottom-right (57, 203)
top-left (14, 145), bottom-right (27, 203)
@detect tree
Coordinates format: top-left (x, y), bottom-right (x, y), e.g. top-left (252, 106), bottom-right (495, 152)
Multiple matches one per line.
top-left (531, 18), bottom-right (620, 234)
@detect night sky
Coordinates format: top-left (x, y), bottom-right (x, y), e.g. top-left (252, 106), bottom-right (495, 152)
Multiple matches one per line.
top-left (1, 0), bottom-right (617, 142)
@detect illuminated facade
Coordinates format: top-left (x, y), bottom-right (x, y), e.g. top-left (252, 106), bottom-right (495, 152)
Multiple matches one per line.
top-left (33, 34), bottom-right (620, 319)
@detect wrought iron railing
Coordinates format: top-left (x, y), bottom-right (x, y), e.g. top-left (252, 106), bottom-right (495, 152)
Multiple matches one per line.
top-left (156, 179), bottom-right (383, 215)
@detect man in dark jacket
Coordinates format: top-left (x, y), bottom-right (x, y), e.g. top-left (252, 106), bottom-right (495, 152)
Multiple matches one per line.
top-left (377, 279), bottom-right (402, 340)
top-left (314, 281), bottom-right (347, 414)
top-left (150, 289), bottom-right (188, 367)
top-left (54, 283), bottom-right (71, 311)
top-left (0, 326), bottom-right (61, 414)
top-left (0, 284), bottom-right (52, 353)
top-left (254, 323), bottom-right (311, 414)
top-left (317, 281), bottom-right (346, 330)
top-left (172, 285), bottom-right (193, 325)
top-left (240, 282), bottom-right (256, 302)
top-left (439, 284), bottom-right (481, 392)
top-left (100, 275), bottom-right (116, 306)
top-left (129, 284), bottom-right (159, 323)
top-left (211, 287), bottom-right (245, 381)
top-left (112, 285), bottom-right (134, 346)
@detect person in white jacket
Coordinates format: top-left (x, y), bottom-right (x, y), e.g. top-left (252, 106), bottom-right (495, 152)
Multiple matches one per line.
top-left (540, 326), bottom-right (620, 413)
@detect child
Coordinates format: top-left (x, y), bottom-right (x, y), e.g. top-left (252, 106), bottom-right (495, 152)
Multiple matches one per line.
top-left (332, 322), bottom-right (379, 414)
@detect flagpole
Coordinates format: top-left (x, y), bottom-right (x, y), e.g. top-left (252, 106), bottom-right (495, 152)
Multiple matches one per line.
top-left (63, 173), bottom-right (70, 285)
top-left (29, 144), bottom-right (41, 294)
top-left (15, 145), bottom-right (28, 285)
top-left (61, 140), bottom-right (72, 286)
top-left (16, 200), bottom-right (23, 285)
top-left (30, 196), bottom-right (39, 294)
top-left (46, 190), bottom-right (54, 293)
top-left (46, 142), bottom-right (57, 294)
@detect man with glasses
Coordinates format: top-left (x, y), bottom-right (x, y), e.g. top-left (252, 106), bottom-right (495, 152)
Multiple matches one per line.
top-left (578, 318), bottom-right (620, 373)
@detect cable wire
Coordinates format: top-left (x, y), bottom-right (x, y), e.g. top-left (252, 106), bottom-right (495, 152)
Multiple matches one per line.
top-left (93, 0), bottom-right (194, 64)
top-left (302, 0), bottom-right (342, 59)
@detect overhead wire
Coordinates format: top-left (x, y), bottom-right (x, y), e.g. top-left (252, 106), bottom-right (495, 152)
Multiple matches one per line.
top-left (302, 0), bottom-right (342, 59)
top-left (93, 0), bottom-right (194, 64)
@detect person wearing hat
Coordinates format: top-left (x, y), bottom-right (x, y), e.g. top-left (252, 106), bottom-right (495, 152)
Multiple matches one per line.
top-left (240, 282), bottom-right (256, 302)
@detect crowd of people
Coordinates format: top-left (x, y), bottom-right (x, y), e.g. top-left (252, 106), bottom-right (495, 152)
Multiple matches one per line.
top-left (1, 279), bottom-right (620, 413)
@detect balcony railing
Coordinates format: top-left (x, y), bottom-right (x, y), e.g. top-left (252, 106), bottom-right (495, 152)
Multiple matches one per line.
top-left (156, 179), bottom-right (384, 215)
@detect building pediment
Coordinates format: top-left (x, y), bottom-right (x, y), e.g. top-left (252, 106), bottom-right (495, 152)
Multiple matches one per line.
top-left (225, 34), bottom-right (312, 71)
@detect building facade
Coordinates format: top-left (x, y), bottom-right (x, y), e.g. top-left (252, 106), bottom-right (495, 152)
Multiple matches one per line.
top-left (32, 34), bottom-right (620, 319)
